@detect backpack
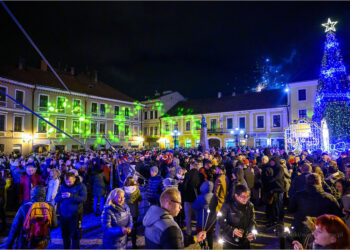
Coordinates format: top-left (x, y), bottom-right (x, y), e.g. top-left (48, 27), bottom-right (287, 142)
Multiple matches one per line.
top-left (23, 202), bottom-right (52, 249)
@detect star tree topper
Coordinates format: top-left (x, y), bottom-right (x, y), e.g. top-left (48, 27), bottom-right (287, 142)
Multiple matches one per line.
top-left (322, 18), bottom-right (338, 33)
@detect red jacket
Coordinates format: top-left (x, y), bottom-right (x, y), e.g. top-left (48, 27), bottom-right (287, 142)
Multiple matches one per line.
top-left (19, 174), bottom-right (44, 203)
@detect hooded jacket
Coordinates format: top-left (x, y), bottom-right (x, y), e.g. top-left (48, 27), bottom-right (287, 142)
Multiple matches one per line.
top-left (192, 181), bottom-right (214, 228)
top-left (143, 205), bottom-right (184, 249)
top-left (101, 203), bottom-right (132, 249)
top-left (55, 177), bottom-right (87, 218)
top-left (4, 186), bottom-right (57, 249)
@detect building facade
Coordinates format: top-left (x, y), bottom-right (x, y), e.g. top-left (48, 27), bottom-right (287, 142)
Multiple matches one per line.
top-left (0, 62), bottom-right (143, 154)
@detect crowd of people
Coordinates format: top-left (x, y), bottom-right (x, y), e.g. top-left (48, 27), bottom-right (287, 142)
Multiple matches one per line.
top-left (0, 146), bottom-right (349, 249)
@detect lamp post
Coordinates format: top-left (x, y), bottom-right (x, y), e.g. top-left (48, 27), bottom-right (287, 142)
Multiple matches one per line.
top-left (171, 129), bottom-right (180, 149)
top-left (230, 128), bottom-right (245, 147)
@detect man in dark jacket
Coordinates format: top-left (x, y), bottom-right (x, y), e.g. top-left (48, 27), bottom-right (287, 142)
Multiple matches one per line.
top-left (288, 163), bottom-right (312, 198)
top-left (179, 160), bottom-right (201, 237)
top-left (146, 166), bottom-right (163, 206)
top-left (143, 188), bottom-right (206, 248)
top-left (288, 173), bottom-right (342, 243)
top-left (219, 184), bottom-right (256, 249)
top-left (55, 172), bottom-right (87, 249)
top-left (4, 186), bottom-right (57, 249)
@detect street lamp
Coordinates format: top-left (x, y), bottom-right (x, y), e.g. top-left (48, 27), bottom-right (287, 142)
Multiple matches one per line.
top-left (171, 129), bottom-right (180, 149)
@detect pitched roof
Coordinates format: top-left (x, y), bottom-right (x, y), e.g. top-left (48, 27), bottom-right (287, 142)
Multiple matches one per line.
top-left (0, 65), bottom-right (135, 103)
top-left (165, 89), bottom-right (288, 117)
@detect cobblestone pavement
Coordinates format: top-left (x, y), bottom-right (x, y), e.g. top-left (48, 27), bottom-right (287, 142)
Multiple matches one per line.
top-left (0, 206), bottom-right (294, 249)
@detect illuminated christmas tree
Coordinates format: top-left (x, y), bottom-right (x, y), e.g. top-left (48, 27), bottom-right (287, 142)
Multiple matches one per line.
top-left (312, 18), bottom-right (350, 144)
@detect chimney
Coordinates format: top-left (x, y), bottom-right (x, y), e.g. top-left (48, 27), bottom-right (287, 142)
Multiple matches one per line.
top-left (70, 67), bottom-right (75, 76)
top-left (40, 60), bottom-right (48, 71)
top-left (232, 92), bottom-right (236, 96)
top-left (218, 92), bottom-right (222, 99)
top-left (94, 71), bottom-right (98, 83)
top-left (18, 58), bottom-right (25, 70)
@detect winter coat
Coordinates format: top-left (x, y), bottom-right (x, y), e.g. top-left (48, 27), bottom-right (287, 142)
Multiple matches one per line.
top-left (11, 167), bottom-right (25, 185)
top-left (243, 167), bottom-right (255, 189)
top-left (19, 174), bottom-right (44, 203)
top-left (143, 205), bottom-right (184, 249)
top-left (146, 175), bottom-right (163, 204)
top-left (4, 187), bottom-right (57, 249)
top-left (192, 181), bottom-right (214, 228)
top-left (288, 173), bottom-right (309, 198)
top-left (181, 168), bottom-right (201, 202)
top-left (341, 194), bottom-right (350, 228)
top-left (46, 178), bottom-right (60, 205)
top-left (101, 203), bottom-right (133, 249)
top-left (267, 163), bottom-right (286, 193)
top-left (55, 177), bottom-right (87, 218)
top-left (213, 174), bottom-right (229, 212)
top-left (283, 166), bottom-right (292, 193)
top-left (124, 186), bottom-right (142, 218)
top-left (218, 198), bottom-right (256, 248)
top-left (91, 171), bottom-right (107, 197)
top-left (288, 184), bottom-right (342, 231)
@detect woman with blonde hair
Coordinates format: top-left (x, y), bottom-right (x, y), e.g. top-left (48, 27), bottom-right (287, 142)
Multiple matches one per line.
top-left (46, 168), bottom-right (61, 205)
top-left (101, 188), bottom-right (132, 249)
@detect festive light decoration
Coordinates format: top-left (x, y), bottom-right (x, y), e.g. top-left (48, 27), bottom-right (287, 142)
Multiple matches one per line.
top-left (322, 18), bottom-right (338, 33)
top-left (312, 18), bottom-right (350, 145)
top-left (285, 119), bottom-right (325, 154)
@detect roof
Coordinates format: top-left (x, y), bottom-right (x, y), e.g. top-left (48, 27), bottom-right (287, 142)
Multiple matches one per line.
top-left (165, 89), bottom-right (288, 117)
top-left (0, 65), bottom-right (135, 103)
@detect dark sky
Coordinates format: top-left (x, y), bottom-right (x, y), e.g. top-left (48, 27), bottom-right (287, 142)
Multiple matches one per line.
top-left (2, 2), bottom-right (350, 100)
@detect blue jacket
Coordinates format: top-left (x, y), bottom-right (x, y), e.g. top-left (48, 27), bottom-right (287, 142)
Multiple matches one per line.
top-left (101, 203), bottom-right (132, 249)
top-left (192, 181), bottom-right (214, 228)
top-left (146, 175), bottom-right (163, 203)
top-left (55, 178), bottom-right (87, 218)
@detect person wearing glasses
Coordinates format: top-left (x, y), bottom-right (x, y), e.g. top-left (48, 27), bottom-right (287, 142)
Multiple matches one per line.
top-left (143, 188), bottom-right (206, 248)
top-left (219, 184), bottom-right (256, 249)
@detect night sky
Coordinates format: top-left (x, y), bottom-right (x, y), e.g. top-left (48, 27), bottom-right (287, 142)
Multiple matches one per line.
top-left (2, 2), bottom-right (350, 100)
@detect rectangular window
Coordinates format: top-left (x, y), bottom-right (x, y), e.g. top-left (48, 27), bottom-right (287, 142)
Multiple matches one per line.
top-left (154, 126), bottom-right (158, 135)
top-left (299, 109), bottom-right (307, 118)
top-left (14, 116), bottom-right (23, 132)
top-left (144, 112), bottom-right (148, 120)
top-left (195, 120), bottom-right (201, 130)
top-left (210, 119), bottom-right (217, 130)
top-left (227, 118), bottom-right (233, 129)
top-left (125, 107), bottom-right (130, 117)
top-left (174, 121), bottom-right (179, 131)
top-left (165, 123), bottom-right (169, 132)
top-left (155, 110), bottom-right (158, 119)
top-left (239, 117), bottom-right (246, 129)
top-left (56, 119), bottom-right (65, 133)
top-left (195, 139), bottom-right (200, 147)
top-left (298, 89), bottom-right (306, 101)
top-left (57, 97), bottom-right (65, 112)
top-left (150, 111), bottom-right (153, 119)
top-left (257, 115), bottom-right (264, 128)
top-left (273, 114), bottom-right (281, 128)
top-left (143, 127), bottom-right (148, 136)
top-left (100, 104), bottom-right (106, 115)
top-left (150, 127), bottom-right (153, 136)
top-left (114, 124), bottom-right (119, 136)
top-left (226, 139), bottom-right (235, 148)
top-left (73, 120), bottom-right (80, 134)
top-left (0, 115), bottom-right (4, 131)
top-left (125, 125), bottom-right (130, 136)
top-left (114, 106), bottom-right (119, 116)
top-left (15, 90), bottom-right (24, 107)
top-left (38, 119), bottom-right (47, 133)
top-left (73, 99), bottom-right (81, 114)
top-left (0, 87), bottom-right (6, 105)
top-left (91, 102), bottom-right (98, 114)
top-left (185, 121), bottom-right (191, 131)
top-left (185, 139), bottom-right (192, 148)
top-left (255, 139), bottom-right (268, 147)
top-left (91, 122), bottom-right (97, 135)
top-left (39, 95), bottom-right (48, 110)
top-left (99, 122), bottom-right (105, 134)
